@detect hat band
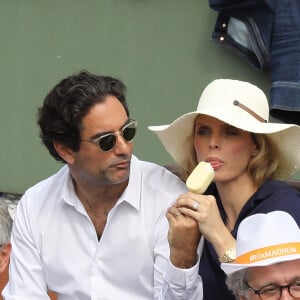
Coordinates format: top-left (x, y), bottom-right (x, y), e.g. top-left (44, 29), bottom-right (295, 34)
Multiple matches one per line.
top-left (233, 100), bottom-right (267, 123)
top-left (234, 242), bottom-right (300, 264)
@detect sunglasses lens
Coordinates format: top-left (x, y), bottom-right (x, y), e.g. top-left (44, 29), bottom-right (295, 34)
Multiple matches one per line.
top-left (99, 134), bottom-right (116, 152)
top-left (123, 122), bottom-right (136, 142)
top-left (97, 120), bottom-right (136, 152)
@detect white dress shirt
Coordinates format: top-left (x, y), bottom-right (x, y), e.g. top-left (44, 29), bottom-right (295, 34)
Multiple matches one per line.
top-left (3, 155), bottom-right (203, 300)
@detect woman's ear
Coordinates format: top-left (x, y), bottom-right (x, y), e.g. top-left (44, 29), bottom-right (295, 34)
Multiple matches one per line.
top-left (53, 141), bottom-right (75, 164)
top-left (0, 243), bottom-right (12, 274)
top-left (250, 140), bottom-right (258, 158)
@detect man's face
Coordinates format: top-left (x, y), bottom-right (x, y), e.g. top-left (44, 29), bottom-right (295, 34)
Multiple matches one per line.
top-left (69, 95), bottom-right (134, 187)
top-left (241, 259), bottom-right (300, 300)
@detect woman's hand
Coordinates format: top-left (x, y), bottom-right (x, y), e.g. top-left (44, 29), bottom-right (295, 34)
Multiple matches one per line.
top-left (172, 192), bottom-right (236, 259)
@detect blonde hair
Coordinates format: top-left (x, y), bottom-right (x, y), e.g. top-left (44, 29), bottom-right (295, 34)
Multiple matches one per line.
top-left (248, 134), bottom-right (279, 186)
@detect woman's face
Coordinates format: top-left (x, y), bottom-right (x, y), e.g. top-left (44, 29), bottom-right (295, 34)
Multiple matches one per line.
top-left (193, 114), bottom-right (257, 183)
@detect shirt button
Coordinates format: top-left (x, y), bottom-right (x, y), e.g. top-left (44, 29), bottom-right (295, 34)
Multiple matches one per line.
top-left (222, 23), bottom-right (227, 28)
top-left (219, 36), bottom-right (225, 42)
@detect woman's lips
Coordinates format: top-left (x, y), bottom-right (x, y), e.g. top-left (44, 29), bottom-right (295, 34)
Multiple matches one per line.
top-left (206, 158), bottom-right (223, 170)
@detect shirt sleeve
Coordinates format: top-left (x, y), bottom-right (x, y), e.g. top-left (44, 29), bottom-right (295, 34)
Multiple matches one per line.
top-left (2, 193), bottom-right (50, 300)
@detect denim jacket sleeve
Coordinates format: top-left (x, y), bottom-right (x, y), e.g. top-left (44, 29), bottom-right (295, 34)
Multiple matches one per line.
top-left (209, 0), bottom-right (300, 124)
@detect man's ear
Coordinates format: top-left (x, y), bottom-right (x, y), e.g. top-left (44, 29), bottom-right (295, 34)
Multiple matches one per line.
top-left (0, 243), bottom-right (12, 273)
top-left (53, 141), bottom-right (75, 164)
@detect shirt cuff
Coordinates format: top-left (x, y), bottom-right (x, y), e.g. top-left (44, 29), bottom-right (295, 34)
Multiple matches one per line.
top-left (165, 255), bottom-right (200, 287)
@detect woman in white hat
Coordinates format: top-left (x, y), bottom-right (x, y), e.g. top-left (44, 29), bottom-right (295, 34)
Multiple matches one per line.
top-left (223, 211), bottom-right (300, 300)
top-left (149, 79), bottom-right (300, 300)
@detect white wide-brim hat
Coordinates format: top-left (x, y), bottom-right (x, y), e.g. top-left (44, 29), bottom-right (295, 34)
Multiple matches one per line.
top-left (221, 211), bottom-right (300, 275)
top-left (149, 79), bottom-right (300, 179)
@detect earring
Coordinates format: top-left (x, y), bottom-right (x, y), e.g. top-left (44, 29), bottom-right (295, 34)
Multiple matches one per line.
top-left (251, 151), bottom-right (258, 158)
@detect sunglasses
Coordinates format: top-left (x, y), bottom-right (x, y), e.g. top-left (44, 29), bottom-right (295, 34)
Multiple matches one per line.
top-left (81, 119), bottom-right (137, 152)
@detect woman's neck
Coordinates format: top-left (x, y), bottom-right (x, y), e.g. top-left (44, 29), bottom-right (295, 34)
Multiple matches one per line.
top-left (216, 176), bottom-right (258, 231)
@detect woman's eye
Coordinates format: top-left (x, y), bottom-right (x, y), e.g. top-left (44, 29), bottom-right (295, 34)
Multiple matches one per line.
top-left (225, 127), bottom-right (240, 136)
top-left (197, 128), bottom-right (210, 135)
top-left (225, 130), bottom-right (238, 136)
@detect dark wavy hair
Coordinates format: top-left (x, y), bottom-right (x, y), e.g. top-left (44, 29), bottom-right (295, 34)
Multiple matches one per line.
top-left (37, 70), bottom-right (129, 163)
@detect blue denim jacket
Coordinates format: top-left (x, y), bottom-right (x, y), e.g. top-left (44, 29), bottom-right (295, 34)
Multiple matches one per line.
top-left (209, 0), bottom-right (300, 124)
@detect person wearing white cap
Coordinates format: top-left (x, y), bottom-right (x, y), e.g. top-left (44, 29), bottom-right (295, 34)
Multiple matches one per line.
top-left (222, 211), bottom-right (300, 300)
top-left (149, 79), bottom-right (300, 299)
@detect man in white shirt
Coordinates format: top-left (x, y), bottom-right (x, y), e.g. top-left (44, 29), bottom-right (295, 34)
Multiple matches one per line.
top-left (3, 71), bottom-right (203, 300)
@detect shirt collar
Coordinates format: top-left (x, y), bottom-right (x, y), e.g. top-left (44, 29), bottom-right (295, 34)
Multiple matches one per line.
top-left (118, 155), bottom-right (142, 211)
top-left (211, 180), bottom-right (275, 234)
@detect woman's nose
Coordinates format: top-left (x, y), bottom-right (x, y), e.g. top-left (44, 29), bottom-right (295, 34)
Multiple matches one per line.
top-left (209, 144), bottom-right (221, 150)
top-left (208, 135), bottom-right (221, 150)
